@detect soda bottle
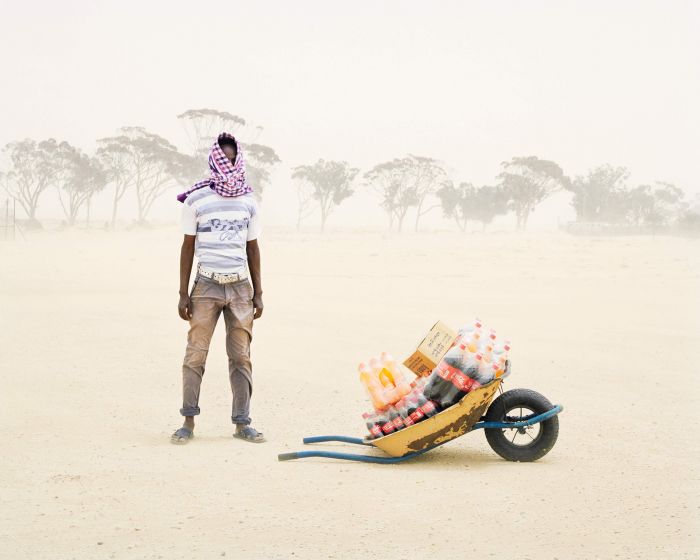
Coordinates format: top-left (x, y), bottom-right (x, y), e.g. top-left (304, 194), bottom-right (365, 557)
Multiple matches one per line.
top-left (493, 339), bottom-right (511, 357)
top-left (416, 393), bottom-right (440, 418)
top-left (406, 395), bottom-right (426, 424)
top-left (362, 412), bottom-right (383, 440)
top-left (388, 405), bottom-right (405, 432)
top-left (490, 354), bottom-right (504, 378)
top-left (423, 342), bottom-right (466, 401)
top-left (472, 353), bottom-right (495, 385)
top-left (457, 318), bottom-right (483, 338)
top-left (395, 398), bottom-right (415, 427)
top-left (439, 346), bottom-right (480, 408)
top-left (379, 411), bottom-right (396, 436)
top-left (465, 330), bottom-right (481, 353)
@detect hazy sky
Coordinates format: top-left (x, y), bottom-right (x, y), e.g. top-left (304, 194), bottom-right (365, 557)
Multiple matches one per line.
top-left (1, 0), bottom-right (698, 226)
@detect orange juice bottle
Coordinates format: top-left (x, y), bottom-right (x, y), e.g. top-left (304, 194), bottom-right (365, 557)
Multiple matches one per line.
top-left (380, 352), bottom-right (412, 399)
top-left (358, 362), bottom-right (386, 411)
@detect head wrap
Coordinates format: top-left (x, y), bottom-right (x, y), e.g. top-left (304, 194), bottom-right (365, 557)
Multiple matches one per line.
top-left (177, 132), bottom-right (252, 202)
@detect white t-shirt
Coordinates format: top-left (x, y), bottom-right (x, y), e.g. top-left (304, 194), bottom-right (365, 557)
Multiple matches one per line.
top-left (181, 190), bottom-right (261, 274)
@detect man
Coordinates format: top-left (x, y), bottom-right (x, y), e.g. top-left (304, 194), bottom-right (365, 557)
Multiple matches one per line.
top-left (171, 132), bottom-right (265, 444)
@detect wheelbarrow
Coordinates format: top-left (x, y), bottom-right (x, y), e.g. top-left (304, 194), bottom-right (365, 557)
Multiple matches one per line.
top-left (278, 380), bottom-right (562, 464)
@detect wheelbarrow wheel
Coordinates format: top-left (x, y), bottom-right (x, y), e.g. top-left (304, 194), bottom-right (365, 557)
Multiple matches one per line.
top-left (484, 388), bottom-right (559, 462)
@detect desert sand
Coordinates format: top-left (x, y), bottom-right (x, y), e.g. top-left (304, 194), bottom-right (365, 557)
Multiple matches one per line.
top-left (1, 227), bottom-right (698, 559)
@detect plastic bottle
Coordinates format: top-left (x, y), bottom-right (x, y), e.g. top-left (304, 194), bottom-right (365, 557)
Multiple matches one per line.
top-left (379, 411), bottom-right (396, 435)
top-left (358, 362), bottom-right (386, 411)
top-left (416, 393), bottom-right (440, 418)
top-left (395, 398), bottom-right (415, 427)
top-left (380, 352), bottom-right (412, 399)
top-left (388, 405), bottom-right (405, 432)
top-left (423, 343), bottom-right (463, 401)
top-left (438, 345), bottom-right (480, 407)
top-left (362, 412), bottom-right (384, 440)
top-left (472, 353), bottom-right (495, 385)
top-left (406, 395), bottom-right (426, 424)
top-left (493, 339), bottom-right (512, 357)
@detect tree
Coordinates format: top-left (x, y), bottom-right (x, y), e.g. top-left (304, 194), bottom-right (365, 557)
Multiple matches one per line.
top-left (364, 155), bottom-right (450, 232)
top-left (245, 143), bottom-right (281, 200)
top-left (407, 155), bottom-right (451, 232)
top-left (364, 158), bottom-right (418, 232)
top-left (626, 182), bottom-right (685, 228)
top-left (54, 143), bottom-right (107, 226)
top-left (436, 183), bottom-right (508, 231)
top-left (498, 156), bottom-right (569, 229)
top-left (96, 134), bottom-right (137, 228)
top-left (1, 138), bottom-right (64, 228)
top-left (177, 109), bottom-right (247, 160)
top-left (291, 160), bottom-right (358, 231)
top-left (101, 127), bottom-right (188, 225)
top-left (568, 164), bottom-right (630, 223)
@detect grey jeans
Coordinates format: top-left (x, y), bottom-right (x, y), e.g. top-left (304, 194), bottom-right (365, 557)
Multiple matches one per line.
top-left (180, 274), bottom-right (254, 425)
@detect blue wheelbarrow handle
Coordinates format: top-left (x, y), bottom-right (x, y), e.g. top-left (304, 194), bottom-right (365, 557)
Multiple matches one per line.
top-left (471, 404), bottom-right (563, 430)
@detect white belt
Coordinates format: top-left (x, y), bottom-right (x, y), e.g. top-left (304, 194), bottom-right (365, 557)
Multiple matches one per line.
top-left (197, 265), bottom-right (248, 284)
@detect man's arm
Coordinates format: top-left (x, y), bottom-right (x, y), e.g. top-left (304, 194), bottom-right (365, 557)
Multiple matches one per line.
top-left (246, 239), bottom-right (263, 319)
top-left (178, 235), bottom-right (196, 320)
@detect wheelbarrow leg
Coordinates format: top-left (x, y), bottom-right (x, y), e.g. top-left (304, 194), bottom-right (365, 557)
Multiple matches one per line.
top-left (302, 435), bottom-right (373, 446)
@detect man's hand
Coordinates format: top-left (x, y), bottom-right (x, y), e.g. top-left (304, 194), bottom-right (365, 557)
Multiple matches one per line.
top-left (178, 294), bottom-right (193, 321)
top-left (253, 293), bottom-right (264, 320)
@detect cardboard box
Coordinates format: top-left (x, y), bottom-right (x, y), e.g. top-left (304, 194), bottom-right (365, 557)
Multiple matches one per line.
top-left (403, 321), bottom-right (458, 376)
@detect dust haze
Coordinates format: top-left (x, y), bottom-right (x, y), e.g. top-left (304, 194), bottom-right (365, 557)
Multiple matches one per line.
top-left (1, 2), bottom-right (698, 559)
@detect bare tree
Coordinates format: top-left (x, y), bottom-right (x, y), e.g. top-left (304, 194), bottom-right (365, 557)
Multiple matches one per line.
top-left (1, 139), bottom-right (63, 228)
top-left (291, 160), bottom-right (358, 232)
top-left (364, 158), bottom-right (418, 232)
top-left (245, 143), bottom-right (281, 200)
top-left (407, 155), bottom-right (451, 232)
top-left (498, 156), bottom-right (569, 229)
top-left (54, 143), bottom-right (107, 226)
top-left (177, 109), bottom-right (247, 160)
top-left (293, 177), bottom-right (316, 232)
top-left (102, 127), bottom-right (190, 225)
top-left (96, 135), bottom-right (138, 228)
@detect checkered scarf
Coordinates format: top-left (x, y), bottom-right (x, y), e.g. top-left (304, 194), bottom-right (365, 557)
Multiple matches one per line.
top-left (177, 132), bottom-right (252, 203)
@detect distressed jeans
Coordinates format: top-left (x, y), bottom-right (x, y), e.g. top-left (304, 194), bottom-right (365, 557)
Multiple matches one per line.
top-left (180, 274), bottom-right (254, 425)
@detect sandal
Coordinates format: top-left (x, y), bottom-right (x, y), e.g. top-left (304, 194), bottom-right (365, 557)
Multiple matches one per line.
top-left (233, 425), bottom-right (265, 443)
top-left (170, 427), bottom-right (194, 445)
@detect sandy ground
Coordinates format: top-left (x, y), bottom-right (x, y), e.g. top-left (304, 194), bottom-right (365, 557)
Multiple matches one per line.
top-left (1, 227), bottom-right (698, 559)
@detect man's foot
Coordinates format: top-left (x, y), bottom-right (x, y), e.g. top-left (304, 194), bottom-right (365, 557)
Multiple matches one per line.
top-left (170, 427), bottom-right (194, 445)
top-left (233, 425), bottom-right (265, 443)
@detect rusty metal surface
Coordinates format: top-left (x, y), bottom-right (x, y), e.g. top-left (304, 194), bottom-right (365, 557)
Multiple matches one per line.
top-left (372, 380), bottom-right (501, 457)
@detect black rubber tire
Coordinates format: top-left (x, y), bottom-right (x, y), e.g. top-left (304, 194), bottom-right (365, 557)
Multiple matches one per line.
top-left (484, 388), bottom-right (559, 462)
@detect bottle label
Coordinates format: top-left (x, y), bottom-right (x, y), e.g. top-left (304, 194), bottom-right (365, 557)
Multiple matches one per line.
top-left (436, 363), bottom-right (458, 381)
top-left (421, 401), bottom-right (437, 415)
top-left (392, 417), bottom-right (404, 429)
top-left (451, 371), bottom-right (474, 392)
top-left (370, 425), bottom-right (383, 438)
top-left (410, 409), bottom-right (425, 423)
top-left (381, 422), bottom-right (395, 434)
top-left (403, 415), bottom-right (415, 427)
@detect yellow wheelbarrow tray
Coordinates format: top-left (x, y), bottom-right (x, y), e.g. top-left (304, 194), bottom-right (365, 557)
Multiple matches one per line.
top-left (278, 380), bottom-right (563, 464)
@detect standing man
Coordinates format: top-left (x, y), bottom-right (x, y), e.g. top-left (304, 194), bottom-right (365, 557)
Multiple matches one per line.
top-left (171, 132), bottom-right (265, 444)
